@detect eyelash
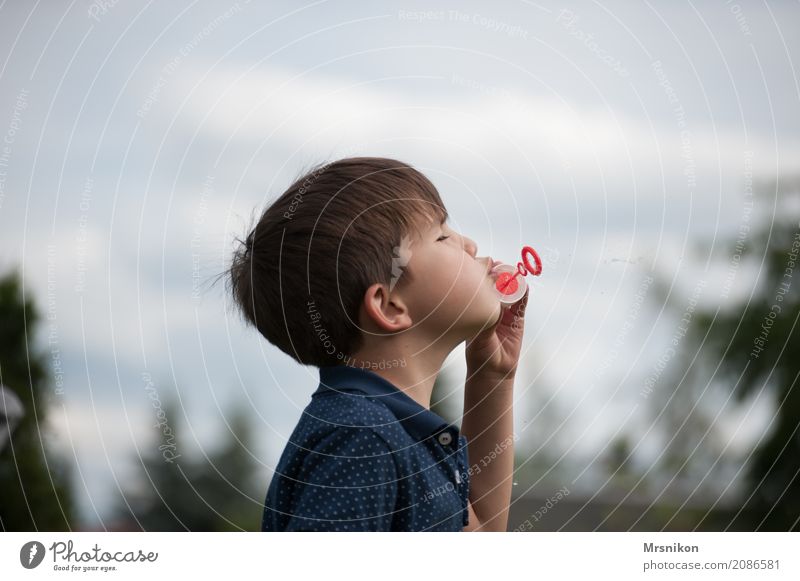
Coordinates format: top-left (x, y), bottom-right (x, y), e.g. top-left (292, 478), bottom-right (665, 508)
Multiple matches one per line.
top-left (437, 235), bottom-right (450, 242)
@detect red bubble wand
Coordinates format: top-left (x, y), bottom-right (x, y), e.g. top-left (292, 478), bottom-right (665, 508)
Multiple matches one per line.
top-left (491, 246), bottom-right (543, 304)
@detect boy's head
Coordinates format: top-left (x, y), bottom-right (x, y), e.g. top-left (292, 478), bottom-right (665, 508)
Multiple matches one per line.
top-left (228, 157), bottom-right (501, 367)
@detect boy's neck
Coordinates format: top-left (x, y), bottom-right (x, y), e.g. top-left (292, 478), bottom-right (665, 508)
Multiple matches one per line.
top-left (348, 337), bottom-right (456, 410)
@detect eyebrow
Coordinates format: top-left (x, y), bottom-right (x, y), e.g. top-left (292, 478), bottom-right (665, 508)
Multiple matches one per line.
top-left (421, 208), bottom-right (447, 234)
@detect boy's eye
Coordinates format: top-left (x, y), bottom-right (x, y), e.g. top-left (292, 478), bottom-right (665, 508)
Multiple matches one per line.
top-left (436, 235), bottom-right (450, 242)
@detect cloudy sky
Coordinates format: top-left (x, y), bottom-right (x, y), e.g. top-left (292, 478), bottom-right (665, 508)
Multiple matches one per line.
top-left (1, 0), bottom-right (798, 526)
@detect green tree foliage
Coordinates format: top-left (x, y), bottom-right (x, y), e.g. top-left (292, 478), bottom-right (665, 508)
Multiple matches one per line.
top-left (114, 399), bottom-right (261, 531)
top-left (0, 269), bottom-right (75, 531)
top-left (660, 178), bottom-right (799, 530)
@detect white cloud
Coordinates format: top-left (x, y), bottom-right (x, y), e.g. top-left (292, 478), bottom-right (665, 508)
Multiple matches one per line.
top-left (164, 63), bottom-right (800, 199)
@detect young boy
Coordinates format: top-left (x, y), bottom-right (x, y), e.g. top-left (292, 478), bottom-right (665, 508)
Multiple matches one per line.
top-left (227, 157), bottom-right (528, 531)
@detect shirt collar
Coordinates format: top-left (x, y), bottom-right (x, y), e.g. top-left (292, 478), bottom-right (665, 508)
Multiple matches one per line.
top-left (314, 365), bottom-right (459, 443)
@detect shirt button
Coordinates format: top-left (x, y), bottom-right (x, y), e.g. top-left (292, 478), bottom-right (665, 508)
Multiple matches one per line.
top-left (437, 431), bottom-right (453, 446)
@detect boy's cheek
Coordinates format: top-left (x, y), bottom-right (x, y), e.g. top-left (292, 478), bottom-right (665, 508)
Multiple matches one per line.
top-left (412, 268), bottom-right (492, 317)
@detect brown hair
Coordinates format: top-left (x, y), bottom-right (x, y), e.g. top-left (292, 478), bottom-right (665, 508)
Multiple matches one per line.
top-left (226, 157), bottom-right (448, 367)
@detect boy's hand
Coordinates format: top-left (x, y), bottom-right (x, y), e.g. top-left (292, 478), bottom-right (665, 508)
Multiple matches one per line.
top-left (464, 288), bottom-right (529, 381)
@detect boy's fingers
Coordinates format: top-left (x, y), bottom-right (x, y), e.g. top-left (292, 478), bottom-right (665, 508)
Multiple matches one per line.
top-left (498, 288), bottom-right (528, 327)
top-left (514, 288), bottom-right (529, 317)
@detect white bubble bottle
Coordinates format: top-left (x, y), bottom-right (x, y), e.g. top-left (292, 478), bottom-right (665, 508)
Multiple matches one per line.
top-left (490, 245), bottom-right (543, 304)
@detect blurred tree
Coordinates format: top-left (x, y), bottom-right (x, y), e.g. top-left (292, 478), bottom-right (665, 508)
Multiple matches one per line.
top-left (643, 350), bottom-right (738, 506)
top-left (192, 404), bottom-right (262, 531)
top-left (114, 398), bottom-right (261, 531)
top-left (707, 178), bottom-right (800, 530)
top-left (0, 269), bottom-right (75, 530)
top-left (513, 359), bottom-right (572, 490)
top-left (651, 177), bottom-right (799, 530)
top-left (113, 398), bottom-right (199, 531)
top-left (604, 435), bottom-right (638, 490)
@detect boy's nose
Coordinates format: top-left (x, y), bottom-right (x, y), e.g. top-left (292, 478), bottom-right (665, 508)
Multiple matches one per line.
top-left (462, 236), bottom-right (478, 257)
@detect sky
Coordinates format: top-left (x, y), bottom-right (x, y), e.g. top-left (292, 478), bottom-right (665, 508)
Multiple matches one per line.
top-left (0, 0), bottom-right (798, 527)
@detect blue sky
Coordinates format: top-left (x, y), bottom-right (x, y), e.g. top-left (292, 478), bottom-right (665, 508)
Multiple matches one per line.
top-left (1, 0), bottom-right (798, 526)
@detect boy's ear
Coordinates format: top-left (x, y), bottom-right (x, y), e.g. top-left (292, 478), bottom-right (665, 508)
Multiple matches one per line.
top-left (361, 282), bottom-right (412, 333)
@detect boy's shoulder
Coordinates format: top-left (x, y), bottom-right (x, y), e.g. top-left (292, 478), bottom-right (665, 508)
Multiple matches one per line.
top-left (293, 387), bottom-right (410, 450)
top-left (279, 365), bottom-right (460, 459)
top-left (263, 366), bottom-right (471, 531)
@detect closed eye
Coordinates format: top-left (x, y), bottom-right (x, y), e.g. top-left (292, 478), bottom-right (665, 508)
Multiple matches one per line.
top-left (436, 235), bottom-right (450, 242)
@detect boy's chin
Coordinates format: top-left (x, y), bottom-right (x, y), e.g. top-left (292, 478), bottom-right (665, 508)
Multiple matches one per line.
top-left (463, 303), bottom-right (502, 336)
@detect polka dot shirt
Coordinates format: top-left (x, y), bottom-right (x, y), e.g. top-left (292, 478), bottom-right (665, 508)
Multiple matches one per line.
top-left (262, 365), bottom-right (470, 531)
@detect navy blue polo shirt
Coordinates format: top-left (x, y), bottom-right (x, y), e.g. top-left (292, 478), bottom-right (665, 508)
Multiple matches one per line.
top-left (262, 365), bottom-right (470, 531)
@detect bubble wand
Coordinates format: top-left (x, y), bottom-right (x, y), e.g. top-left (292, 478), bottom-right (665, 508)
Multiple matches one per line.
top-left (490, 245), bottom-right (543, 304)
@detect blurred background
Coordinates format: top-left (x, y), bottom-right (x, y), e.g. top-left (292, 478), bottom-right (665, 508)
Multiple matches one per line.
top-left (0, 0), bottom-right (798, 531)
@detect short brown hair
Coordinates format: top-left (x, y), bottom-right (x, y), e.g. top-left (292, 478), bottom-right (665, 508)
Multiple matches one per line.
top-left (227, 157), bottom-right (448, 367)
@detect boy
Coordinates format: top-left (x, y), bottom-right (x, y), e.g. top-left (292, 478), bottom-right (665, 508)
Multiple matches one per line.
top-left (227, 157), bottom-right (528, 531)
